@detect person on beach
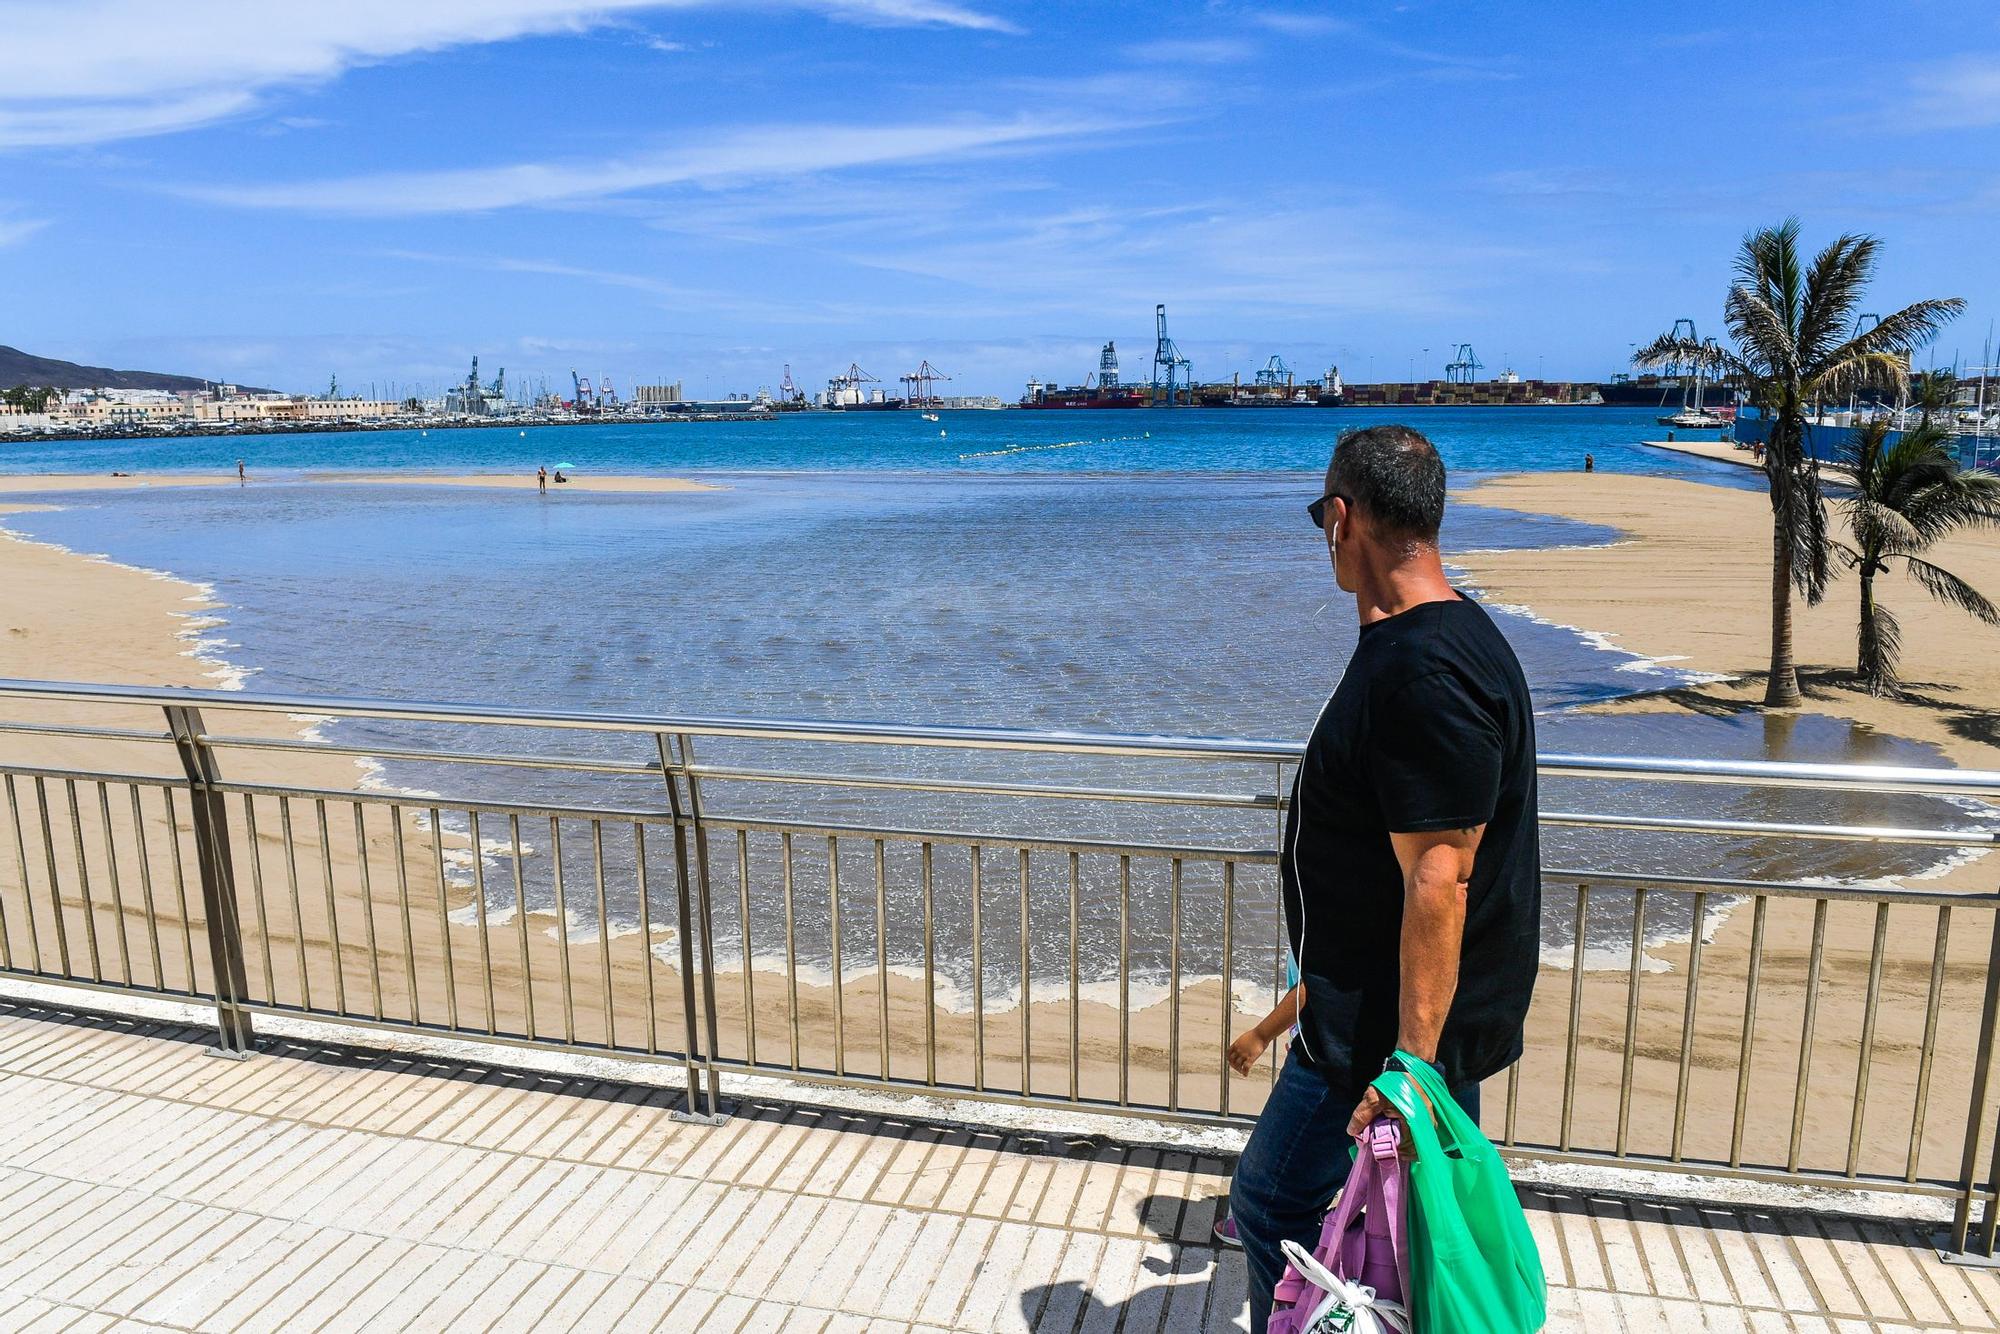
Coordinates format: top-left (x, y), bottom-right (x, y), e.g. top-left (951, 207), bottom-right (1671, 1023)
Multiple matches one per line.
top-left (1584, 452), bottom-right (1595, 473)
top-left (236, 459), bottom-right (245, 482)
top-left (1229, 425), bottom-right (1541, 1334)
top-left (537, 465), bottom-right (547, 494)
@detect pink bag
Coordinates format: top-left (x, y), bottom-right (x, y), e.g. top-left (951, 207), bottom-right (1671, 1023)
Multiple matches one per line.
top-left (1267, 1117), bottom-right (1412, 1334)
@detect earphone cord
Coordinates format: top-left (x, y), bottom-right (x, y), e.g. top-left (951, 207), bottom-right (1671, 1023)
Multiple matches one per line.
top-left (1285, 676), bottom-right (1341, 1068)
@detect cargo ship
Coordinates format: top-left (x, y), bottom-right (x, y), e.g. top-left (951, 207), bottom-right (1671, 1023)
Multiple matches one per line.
top-left (1019, 342), bottom-right (1152, 409)
top-left (1595, 372), bottom-right (1719, 406)
top-left (823, 362), bottom-right (904, 410)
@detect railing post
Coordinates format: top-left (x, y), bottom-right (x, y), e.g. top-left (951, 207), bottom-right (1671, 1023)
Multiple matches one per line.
top-left (657, 733), bottom-right (724, 1124)
top-left (1944, 907), bottom-right (2000, 1262)
top-left (163, 705), bottom-right (254, 1057)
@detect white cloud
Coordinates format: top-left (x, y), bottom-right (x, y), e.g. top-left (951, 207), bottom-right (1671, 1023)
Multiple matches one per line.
top-left (1247, 12), bottom-right (1346, 36)
top-left (1123, 38), bottom-right (1258, 64)
top-left (0, 216), bottom-right (51, 248)
top-left (1908, 55), bottom-right (2000, 128)
top-left (0, 0), bottom-right (1017, 149)
top-left (178, 115), bottom-right (1134, 214)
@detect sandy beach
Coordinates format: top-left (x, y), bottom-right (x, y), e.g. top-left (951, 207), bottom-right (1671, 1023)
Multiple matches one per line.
top-left (0, 468), bottom-right (1996, 1189)
top-left (1455, 470), bottom-right (2000, 770)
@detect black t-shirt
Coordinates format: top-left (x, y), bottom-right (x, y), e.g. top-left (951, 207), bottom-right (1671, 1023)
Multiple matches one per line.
top-left (1280, 593), bottom-right (1540, 1095)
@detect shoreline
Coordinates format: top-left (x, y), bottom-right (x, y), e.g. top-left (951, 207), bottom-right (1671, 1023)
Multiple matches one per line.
top-left (0, 465), bottom-right (1995, 1177)
top-left (0, 414), bottom-right (784, 446)
top-left (1453, 470), bottom-right (2000, 774)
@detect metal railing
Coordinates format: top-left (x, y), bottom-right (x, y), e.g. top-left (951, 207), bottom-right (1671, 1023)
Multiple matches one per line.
top-left (3, 678), bottom-right (2000, 1255)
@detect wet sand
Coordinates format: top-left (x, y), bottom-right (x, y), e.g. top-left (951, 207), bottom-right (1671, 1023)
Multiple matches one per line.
top-left (1454, 471), bottom-right (2000, 770)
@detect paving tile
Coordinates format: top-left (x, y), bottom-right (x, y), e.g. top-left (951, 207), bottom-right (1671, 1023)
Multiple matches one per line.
top-left (2, 1002), bottom-right (1992, 1334)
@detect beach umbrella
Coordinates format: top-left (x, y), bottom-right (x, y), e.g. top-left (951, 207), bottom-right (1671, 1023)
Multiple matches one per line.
top-left (555, 461), bottom-right (575, 469)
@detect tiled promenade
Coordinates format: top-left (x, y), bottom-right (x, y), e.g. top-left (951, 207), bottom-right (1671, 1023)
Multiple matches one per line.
top-left (0, 1000), bottom-right (1997, 1332)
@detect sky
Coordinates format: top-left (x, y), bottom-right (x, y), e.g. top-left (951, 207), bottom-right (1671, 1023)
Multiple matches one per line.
top-left (3, 0), bottom-right (1999, 398)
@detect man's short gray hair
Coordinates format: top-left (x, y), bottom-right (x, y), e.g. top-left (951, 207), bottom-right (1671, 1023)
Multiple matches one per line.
top-left (1327, 425), bottom-right (1446, 544)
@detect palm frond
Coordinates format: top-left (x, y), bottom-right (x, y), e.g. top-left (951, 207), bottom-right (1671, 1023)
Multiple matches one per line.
top-left (1796, 234), bottom-right (1877, 367)
top-left (1631, 331), bottom-right (1700, 371)
top-left (1859, 594), bottom-right (1902, 692)
top-left (1846, 495), bottom-right (1926, 557)
top-left (1824, 298), bottom-right (1969, 370)
top-left (1903, 555), bottom-right (2000, 626)
top-left (1770, 435), bottom-right (1830, 600)
top-left (1734, 220), bottom-right (1804, 342)
top-left (1724, 284), bottom-right (1790, 378)
top-left (1816, 351), bottom-right (1915, 403)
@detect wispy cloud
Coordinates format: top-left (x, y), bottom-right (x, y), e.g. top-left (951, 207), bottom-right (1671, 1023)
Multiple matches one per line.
top-left (0, 0), bottom-right (1018, 150)
top-left (1123, 37), bottom-right (1258, 65)
top-left (1240, 11), bottom-right (1514, 76)
top-left (178, 114), bottom-right (1139, 214)
top-left (1907, 55), bottom-right (2000, 128)
top-left (1246, 12), bottom-right (1344, 37)
top-left (0, 215), bottom-right (50, 248)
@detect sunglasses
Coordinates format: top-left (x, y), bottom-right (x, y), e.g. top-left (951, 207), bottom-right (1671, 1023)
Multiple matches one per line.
top-left (1307, 491), bottom-right (1350, 531)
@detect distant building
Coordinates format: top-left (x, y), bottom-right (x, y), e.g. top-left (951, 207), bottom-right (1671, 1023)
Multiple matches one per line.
top-left (633, 383), bottom-right (684, 409)
top-left (190, 397), bottom-right (398, 423)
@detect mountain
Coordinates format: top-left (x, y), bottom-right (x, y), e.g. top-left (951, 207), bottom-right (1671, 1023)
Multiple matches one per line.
top-left (0, 345), bottom-right (273, 394)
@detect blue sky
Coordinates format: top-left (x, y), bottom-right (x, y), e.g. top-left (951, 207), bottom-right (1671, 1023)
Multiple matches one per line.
top-left (4, 0), bottom-right (1999, 397)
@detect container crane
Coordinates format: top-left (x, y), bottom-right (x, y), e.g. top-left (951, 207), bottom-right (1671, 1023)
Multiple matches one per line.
top-left (1254, 355), bottom-right (1293, 389)
top-left (1151, 304), bottom-right (1192, 407)
top-left (1444, 344), bottom-right (1484, 383)
top-left (899, 360), bottom-right (950, 409)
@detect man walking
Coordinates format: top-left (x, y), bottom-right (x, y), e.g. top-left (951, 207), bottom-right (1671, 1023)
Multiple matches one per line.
top-left (1230, 425), bottom-right (1541, 1332)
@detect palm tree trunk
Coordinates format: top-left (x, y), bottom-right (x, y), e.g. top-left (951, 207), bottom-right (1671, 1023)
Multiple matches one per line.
top-left (1857, 565), bottom-right (1880, 693)
top-left (1766, 517), bottom-right (1801, 706)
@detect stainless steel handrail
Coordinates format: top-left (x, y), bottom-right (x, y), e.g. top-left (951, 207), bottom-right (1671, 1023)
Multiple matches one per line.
top-left (5, 677), bottom-right (2000, 796)
top-left (2, 678), bottom-right (2000, 1255)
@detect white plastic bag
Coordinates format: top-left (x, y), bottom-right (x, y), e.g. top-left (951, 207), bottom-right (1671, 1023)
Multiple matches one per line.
top-left (1277, 1238), bottom-right (1413, 1334)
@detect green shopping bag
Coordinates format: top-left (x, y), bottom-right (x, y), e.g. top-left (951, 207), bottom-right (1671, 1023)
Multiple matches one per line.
top-left (1373, 1054), bottom-right (1546, 1332)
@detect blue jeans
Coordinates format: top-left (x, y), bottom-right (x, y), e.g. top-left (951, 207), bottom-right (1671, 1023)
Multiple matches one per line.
top-left (1230, 1051), bottom-right (1481, 1334)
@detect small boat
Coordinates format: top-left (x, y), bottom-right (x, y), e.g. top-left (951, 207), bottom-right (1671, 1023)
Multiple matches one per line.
top-left (921, 412), bottom-right (940, 422)
top-left (1659, 408), bottom-right (1730, 429)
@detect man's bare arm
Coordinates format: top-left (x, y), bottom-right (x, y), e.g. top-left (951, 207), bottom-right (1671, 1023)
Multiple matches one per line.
top-left (1346, 824), bottom-right (1483, 1134)
top-left (1388, 827), bottom-right (1480, 1061)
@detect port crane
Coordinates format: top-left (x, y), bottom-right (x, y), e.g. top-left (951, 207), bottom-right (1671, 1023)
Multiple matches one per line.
top-left (1444, 344), bottom-right (1484, 383)
top-left (899, 360), bottom-right (950, 409)
top-left (570, 370), bottom-right (595, 411)
top-left (1254, 355), bottom-right (1294, 389)
top-left (598, 376), bottom-right (619, 408)
top-left (1152, 304), bottom-right (1192, 407)
top-left (827, 363), bottom-right (880, 406)
top-left (779, 364), bottom-right (802, 404)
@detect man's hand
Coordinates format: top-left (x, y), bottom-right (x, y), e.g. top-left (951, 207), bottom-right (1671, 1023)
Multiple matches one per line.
top-left (1227, 1029), bottom-right (1270, 1076)
top-left (1347, 1076), bottom-right (1436, 1154)
top-left (1346, 1084), bottom-right (1394, 1138)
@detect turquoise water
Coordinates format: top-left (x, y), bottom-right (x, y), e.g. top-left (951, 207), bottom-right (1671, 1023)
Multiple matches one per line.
top-left (0, 404), bottom-right (1755, 479)
top-left (2, 409), bottom-right (1978, 979)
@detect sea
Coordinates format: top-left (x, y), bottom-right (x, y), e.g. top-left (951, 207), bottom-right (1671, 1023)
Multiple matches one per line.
top-left (1, 407), bottom-right (1987, 998)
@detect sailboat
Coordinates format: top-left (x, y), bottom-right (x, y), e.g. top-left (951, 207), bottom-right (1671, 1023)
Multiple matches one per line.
top-left (1658, 354), bottom-right (1728, 428)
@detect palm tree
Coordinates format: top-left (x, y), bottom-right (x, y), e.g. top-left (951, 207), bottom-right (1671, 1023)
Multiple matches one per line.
top-left (1636, 220), bottom-right (1964, 706)
top-left (1912, 367), bottom-right (1959, 427)
top-left (1835, 419), bottom-right (2000, 695)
